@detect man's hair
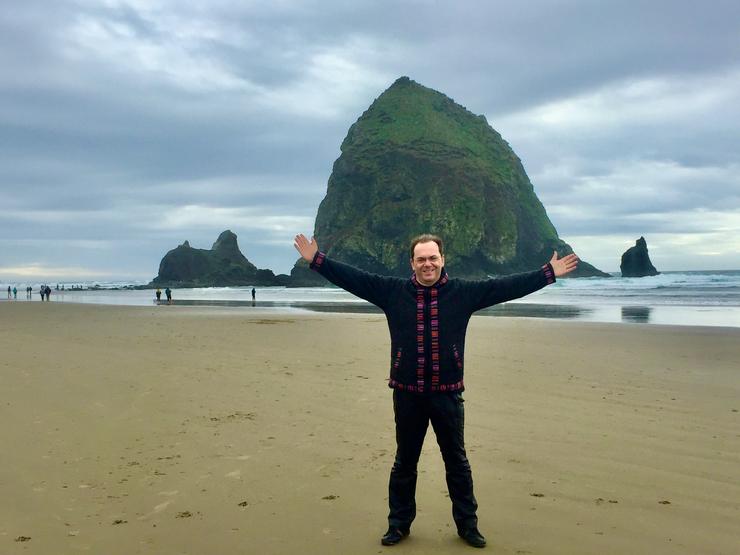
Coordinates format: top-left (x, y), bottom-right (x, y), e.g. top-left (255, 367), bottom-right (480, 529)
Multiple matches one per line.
top-left (409, 234), bottom-right (444, 258)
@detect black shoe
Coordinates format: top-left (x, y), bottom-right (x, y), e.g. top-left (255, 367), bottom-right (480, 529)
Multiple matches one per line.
top-left (381, 526), bottom-right (409, 546)
top-left (458, 527), bottom-right (486, 548)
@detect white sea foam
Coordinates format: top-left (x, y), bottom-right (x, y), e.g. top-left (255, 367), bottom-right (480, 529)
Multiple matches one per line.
top-left (3, 271), bottom-right (739, 327)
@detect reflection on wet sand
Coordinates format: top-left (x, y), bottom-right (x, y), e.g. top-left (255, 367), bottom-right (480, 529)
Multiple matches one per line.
top-left (155, 299), bottom-right (381, 312)
top-left (479, 302), bottom-right (593, 320)
top-left (155, 299), bottom-right (594, 320)
top-left (621, 305), bottom-right (652, 324)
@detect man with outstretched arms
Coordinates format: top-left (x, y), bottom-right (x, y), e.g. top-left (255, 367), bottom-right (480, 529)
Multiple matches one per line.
top-left (294, 233), bottom-right (578, 548)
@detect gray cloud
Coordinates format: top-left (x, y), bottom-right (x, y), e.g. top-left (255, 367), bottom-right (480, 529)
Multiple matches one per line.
top-left (1, 0), bottom-right (739, 280)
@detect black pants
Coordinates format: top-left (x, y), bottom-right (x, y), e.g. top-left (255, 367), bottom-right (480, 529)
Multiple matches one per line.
top-left (388, 389), bottom-right (478, 531)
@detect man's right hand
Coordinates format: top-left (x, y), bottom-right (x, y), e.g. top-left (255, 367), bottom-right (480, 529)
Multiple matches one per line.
top-left (294, 234), bottom-right (319, 262)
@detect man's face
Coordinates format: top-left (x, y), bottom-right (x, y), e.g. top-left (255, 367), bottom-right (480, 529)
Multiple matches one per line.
top-left (411, 241), bottom-right (445, 286)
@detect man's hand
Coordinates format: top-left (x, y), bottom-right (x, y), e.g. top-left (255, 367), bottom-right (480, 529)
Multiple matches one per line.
top-left (549, 251), bottom-right (579, 277)
top-left (294, 234), bottom-right (319, 262)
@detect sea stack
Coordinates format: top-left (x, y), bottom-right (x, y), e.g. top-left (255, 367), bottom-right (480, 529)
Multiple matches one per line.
top-left (150, 230), bottom-right (287, 287)
top-left (620, 237), bottom-right (659, 277)
top-left (291, 76), bottom-right (609, 284)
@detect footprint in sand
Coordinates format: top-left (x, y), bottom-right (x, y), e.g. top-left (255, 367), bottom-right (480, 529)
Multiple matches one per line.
top-left (137, 500), bottom-right (174, 520)
top-left (225, 470), bottom-right (241, 479)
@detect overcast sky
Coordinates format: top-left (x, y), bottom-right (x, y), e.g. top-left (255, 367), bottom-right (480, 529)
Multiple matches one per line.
top-left (1, 0), bottom-right (739, 282)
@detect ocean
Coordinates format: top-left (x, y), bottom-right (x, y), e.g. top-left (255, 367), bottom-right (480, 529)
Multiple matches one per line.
top-left (4, 270), bottom-right (740, 328)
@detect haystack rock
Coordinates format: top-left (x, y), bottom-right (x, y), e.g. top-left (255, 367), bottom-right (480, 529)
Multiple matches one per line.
top-left (620, 237), bottom-right (659, 277)
top-left (291, 76), bottom-right (609, 284)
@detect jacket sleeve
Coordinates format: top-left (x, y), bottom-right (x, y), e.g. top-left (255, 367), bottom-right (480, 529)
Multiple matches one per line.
top-left (466, 263), bottom-right (556, 311)
top-left (309, 251), bottom-right (397, 309)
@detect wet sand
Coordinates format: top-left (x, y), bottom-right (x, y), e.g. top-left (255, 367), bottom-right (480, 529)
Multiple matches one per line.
top-left (1, 302), bottom-right (738, 554)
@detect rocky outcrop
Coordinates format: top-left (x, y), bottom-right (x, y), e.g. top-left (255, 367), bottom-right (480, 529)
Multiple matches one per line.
top-left (620, 237), bottom-right (659, 277)
top-left (150, 230), bottom-right (289, 287)
top-left (291, 76), bottom-right (609, 285)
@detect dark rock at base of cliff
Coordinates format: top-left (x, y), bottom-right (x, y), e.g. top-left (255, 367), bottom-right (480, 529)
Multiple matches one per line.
top-left (149, 230), bottom-right (284, 287)
top-left (620, 237), bottom-right (659, 277)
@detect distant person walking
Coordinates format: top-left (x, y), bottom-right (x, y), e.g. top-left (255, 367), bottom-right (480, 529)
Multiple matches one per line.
top-left (6, 286), bottom-right (10, 299)
top-left (156, 288), bottom-right (162, 302)
top-left (12, 286), bottom-right (17, 299)
top-left (251, 287), bottom-right (256, 301)
top-left (39, 285), bottom-right (45, 301)
top-left (45, 285), bottom-right (51, 301)
top-left (165, 287), bottom-right (172, 305)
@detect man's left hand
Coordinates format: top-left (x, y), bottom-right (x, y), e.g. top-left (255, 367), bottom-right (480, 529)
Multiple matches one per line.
top-left (549, 251), bottom-right (579, 277)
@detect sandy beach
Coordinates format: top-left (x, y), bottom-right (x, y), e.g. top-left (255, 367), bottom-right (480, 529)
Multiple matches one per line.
top-left (0, 302), bottom-right (738, 554)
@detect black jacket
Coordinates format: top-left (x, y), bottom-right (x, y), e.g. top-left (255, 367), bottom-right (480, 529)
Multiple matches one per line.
top-left (310, 251), bottom-right (555, 394)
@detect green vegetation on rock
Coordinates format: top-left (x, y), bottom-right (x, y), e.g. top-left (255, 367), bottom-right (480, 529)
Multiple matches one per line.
top-left (292, 76), bottom-right (608, 284)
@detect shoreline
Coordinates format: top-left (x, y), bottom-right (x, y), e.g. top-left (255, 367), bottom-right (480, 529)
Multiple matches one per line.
top-left (3, 296), bottom-right (739, 329)
top-left (1, 303), bottom-right (739, 554)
